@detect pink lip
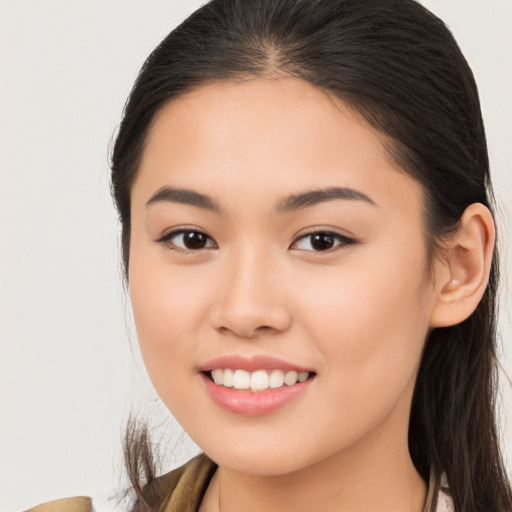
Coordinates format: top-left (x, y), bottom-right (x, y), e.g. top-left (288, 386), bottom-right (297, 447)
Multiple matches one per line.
top-left (200, 373), bottom-right (314, 416)
top-left (199, 354), bottom-right (313, 373)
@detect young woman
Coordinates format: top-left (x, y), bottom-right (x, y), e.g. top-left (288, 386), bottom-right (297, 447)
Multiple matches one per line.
top-left (28, 0), bottom-right (511, 511)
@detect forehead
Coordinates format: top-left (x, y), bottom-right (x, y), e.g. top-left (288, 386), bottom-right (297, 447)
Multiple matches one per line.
top-left (134, 78), bottom-right (423, 218)
top-left (146, 77), bottom-right (383, 163)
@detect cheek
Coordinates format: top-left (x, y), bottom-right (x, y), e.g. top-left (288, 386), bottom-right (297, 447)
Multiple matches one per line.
top-left (297, 240), bottom-right (431, 404)
top-left (128, 245), bottom-right (213, 392)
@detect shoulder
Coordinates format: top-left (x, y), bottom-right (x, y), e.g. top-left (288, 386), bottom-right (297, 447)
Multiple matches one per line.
top-left (24, 455), bottom-right (216, 512)
top-left (25, 454), bottom-right (216, 512)
top-left (25, 496), bottom-right (92, 512)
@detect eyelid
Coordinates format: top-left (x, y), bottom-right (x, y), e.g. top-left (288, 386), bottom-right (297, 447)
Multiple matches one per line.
top-left (155, 226), bottom-right (356, 255)
top-left (290, 230), bottom-right (356, 253)
top-left (155, 228), bottom-right (217, 253)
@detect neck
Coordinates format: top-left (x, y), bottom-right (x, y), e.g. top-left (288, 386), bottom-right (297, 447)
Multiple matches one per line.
top-left (218, 444), bottom-right (425, 512)
top-left (204, 399), bottom-right (427, 512)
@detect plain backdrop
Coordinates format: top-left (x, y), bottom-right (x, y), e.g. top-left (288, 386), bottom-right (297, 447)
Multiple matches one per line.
top-left (1, 1), bottom-right (511, 511)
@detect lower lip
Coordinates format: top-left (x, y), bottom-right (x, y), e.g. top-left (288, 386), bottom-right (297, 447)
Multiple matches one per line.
top-left (200, 373), bottom-right (314, 416)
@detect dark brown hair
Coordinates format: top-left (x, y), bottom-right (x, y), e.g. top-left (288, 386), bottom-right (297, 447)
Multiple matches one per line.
top-left (111, 0), bottom-right (511, 510)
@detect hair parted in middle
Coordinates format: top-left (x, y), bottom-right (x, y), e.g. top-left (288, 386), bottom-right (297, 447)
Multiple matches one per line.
top-left (111, 1), bottom-right (510, 511)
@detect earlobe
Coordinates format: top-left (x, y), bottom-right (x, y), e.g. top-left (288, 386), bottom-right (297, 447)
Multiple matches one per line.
top-left (430, 203), bottom-right (495, 328)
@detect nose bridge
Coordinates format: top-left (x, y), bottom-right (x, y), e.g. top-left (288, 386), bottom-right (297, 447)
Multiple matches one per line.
top-left (212, 242), bottom-right (291, 337)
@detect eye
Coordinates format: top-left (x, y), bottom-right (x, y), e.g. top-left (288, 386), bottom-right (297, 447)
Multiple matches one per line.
top-left (291, 230), bottom-right (355, 252)
top-left (156, 229), bottom-right (217, 253)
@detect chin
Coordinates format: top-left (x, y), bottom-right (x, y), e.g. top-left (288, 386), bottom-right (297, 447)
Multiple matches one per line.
top-left (209, 449), bottom-right (309, 476)
top-left (195, 431), bottom-right (328, 477)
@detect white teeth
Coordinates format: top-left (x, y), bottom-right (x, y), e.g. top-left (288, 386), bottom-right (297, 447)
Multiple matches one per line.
top-left (233, 369), bottom-right (250, 390)
top-left (212, 369), bottom-right (223, 385)
top-left (223, 368), bottom-right (234, 387)
top-left (250, 370), bottom-right (269, 391)
top-left (269, 369), bottom-right (284, 389)
top-left (284, 371), bottom-right (298, 386)
top-left (210, 368), bottom-right (312, 391)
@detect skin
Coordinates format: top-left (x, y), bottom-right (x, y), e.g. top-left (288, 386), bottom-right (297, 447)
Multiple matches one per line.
top-left (128, 78), bottom-right (494, 512)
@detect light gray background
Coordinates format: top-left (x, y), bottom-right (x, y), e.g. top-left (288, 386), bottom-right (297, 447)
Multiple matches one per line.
top-left (1, 1), bottom-right (511, 511)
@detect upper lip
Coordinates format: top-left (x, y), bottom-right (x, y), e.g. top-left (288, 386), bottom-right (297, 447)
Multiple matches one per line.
top-left (199, 354), bottom-right (314, 373)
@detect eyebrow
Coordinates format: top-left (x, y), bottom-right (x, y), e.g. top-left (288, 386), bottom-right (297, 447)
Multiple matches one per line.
top-left (145, 185), bottom-right (376, 213)
top-left (276, 186), bottom-right (376, 212)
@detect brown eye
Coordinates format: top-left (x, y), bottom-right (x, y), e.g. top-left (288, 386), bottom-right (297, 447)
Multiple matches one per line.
top-left (157, 229), bottom-right (217, 252)
top-left (181, 231), bottom-right (209, 249)
top-left (292, 231), bottom-right (355, 252)
top-left (310, 233), bottom-right (336, 251)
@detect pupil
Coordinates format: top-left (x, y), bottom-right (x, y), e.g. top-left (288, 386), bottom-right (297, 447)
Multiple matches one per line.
top-left (184, 231), bottom-right (207, 249)
top-left (311, 233), bottom-right (334, 251)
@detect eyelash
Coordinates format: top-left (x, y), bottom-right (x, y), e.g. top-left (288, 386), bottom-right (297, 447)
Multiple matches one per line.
top-left (155, 228), bottom-right (356, 254)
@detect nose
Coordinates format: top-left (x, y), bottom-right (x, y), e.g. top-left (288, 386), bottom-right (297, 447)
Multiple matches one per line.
top-left (210, 247), bottom-right (292, 339)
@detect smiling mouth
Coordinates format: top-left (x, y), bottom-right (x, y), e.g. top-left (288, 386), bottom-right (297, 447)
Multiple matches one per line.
top-left (205, 369), bottom-right (315, 392)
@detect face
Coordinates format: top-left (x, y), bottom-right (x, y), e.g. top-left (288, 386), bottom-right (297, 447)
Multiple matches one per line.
top-left (129, 78), bottom-right (438, 476)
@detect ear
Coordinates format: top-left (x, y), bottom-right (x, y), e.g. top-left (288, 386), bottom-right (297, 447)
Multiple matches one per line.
top-left (430, 203), bottom-right (495, 328)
